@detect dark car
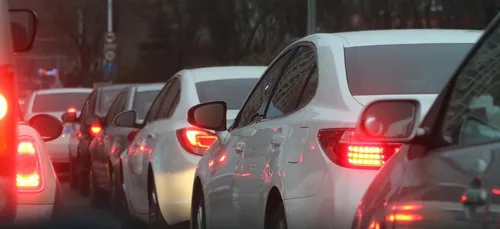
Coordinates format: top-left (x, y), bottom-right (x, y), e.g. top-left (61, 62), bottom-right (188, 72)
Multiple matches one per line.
top-left (61, 84), bottom-right (132, 196)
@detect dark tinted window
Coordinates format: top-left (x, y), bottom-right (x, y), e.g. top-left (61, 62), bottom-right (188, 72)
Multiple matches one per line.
top-left (345, 43), bottom-right (474, 95)
top-left (158, 79), bottom-right (180, 119)
top-left (97, 89), bottom-right (122, 115)
top-left (32, 92), bottom-right (90, 113)
top-left (133, 90), bottom-right (161, 120)
top-left (266, 46), bottom-right (316, 118)
top-left (196, 78), bottom-right (259, 110)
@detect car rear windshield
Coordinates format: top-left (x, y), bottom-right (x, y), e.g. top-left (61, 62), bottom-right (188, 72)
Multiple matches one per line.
top-left (133, 90), bottom-right (161, 120)
top-left (97, 89), bottom-right (122, 115)
top-left (345, 43), bottom-right (474, 95)
top-left (32, 92), bottom-right (90, 113)
top-left (196, 78), bottom-right (258, 110)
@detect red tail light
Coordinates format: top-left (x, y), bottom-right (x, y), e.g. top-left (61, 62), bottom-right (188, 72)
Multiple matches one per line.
top-left (177, 128), bottom-right (217, 156)
top-left (317, 129), bottom-right (401, 169)
top-left (67, 107), bottom-right (77, 113)
top-left (16, 138), bottom-right (43, 191)
top-left (0, 93), bottom-right (7, 120)
top-left (90, 124), bottom-right (102, 136)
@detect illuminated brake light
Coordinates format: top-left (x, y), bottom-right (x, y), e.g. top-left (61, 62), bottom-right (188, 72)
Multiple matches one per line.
top-left (0, 94), bottom-right (7, 120)
top-left (67, 107), bottom-right (77, 113)
top-left (317, 129), bottom-right (401, 169)
top-left (177, 128), bottom-right (217, 156)
top-left (90, 124), bottom-right (102, 135)
top-left (16, 139), bottom-right (43, 191)
top-left (386, 213), bottom-right (423, 222)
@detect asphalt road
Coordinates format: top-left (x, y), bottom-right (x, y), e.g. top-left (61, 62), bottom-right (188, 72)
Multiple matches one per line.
top-left (51, 183), bottom-right (124, 228)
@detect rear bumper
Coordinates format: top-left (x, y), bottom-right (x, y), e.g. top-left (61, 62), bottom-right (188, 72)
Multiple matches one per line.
top-left (15, 204), bottom-right (53, 223)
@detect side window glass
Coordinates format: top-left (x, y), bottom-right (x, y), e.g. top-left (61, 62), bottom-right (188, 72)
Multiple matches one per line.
top-left (266, 46), bottom-right (316, 118)
top-left (105, 92), bottom-right (124, 126)
top-left (145, 81), bottom-right (172, 123)
top-left (80, 92), bottom-right (96, 126)
top-left (158, 79), bottom-right (180, 119)
top-left (297, 67), bottom-right (318, 108)
top-left (442, 24), bottom-right (500, 146)
top-left (235, 49), bottom-right (295, 128)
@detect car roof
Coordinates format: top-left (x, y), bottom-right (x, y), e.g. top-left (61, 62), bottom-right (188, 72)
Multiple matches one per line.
top-left (35, 87), bottom-right (92, 95)
top-left (98, 84), bottom-right (135, 92)
top-left (135, 83), bottom-right (165, 92)
top-left (307, 29), bottom-right (483, 47)
top-left (186, 66), bottom-right (267, 82)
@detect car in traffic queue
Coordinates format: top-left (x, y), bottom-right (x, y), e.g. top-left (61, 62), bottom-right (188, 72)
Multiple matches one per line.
top-left (351, 14), bottom-right (500, 229)
top-left (61, 84), bottom-right (132, 196)
top-left (118, 66), bottom-right (266, 229)
top-left (23, 88), bottom-right (91, 176)
top-left (16, 104), bottom-right (65, 223)
top-left (86, 83), bottom-right (163, 210)
top-left (187, 29), bottom-right (482, 229)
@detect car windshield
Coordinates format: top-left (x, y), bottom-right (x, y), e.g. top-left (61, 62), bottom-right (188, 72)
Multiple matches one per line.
top-left (345, 43), bottom-right (475, 95)
top-left (132, 90), bottom-right (161, 120)
top-left (31, 92), bottom-right (90, 113)
top-left (97, 89), bottom-right (122, 115)
top-left (196, 78), bottom-right (259, 109)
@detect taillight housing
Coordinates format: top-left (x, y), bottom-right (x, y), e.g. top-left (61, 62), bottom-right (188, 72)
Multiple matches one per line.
top-left (177, 128), bottom-right (217, 156)
top-left (16, 137), bottom-right (43, 192)
top-left (317, 129), bottom-right (401, 170)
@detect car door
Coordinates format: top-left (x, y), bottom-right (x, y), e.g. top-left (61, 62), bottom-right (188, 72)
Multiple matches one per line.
top-left (228, 48), bottom-right (295, 228)
top-left (374, 18), bottom-right (500, 229)
top-left (127, 81), bottom-right (172, 215)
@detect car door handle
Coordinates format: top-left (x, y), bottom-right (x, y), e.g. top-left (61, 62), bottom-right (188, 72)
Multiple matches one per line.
top-left (461, 177), bottom-right (487, 208)
top-left (147, 133), bottom-right (156, 140)
top-left (234, 140), bottom-right (245, 154)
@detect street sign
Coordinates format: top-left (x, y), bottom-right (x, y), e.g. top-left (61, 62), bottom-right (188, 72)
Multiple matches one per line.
top-left (104, 49), bottom-right (116, 61)
top-left (104, 61), bottom-right (114, 73)
top-left (104, 32), bottom-right (116, 43)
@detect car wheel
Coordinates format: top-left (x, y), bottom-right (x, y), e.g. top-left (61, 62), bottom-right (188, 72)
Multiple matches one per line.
top-left (267, 203), bottom-right (287, 229)
top-left (110, 170), bottom-right (126, 216)
top-left (69, 158), bottom-right (78, 190)
top-left (78, 164), bottom-right (90, 196)
top-left (192, 192), bottom-right (206, 229)
top-left (89, 169), bottom-right (109, 209)
top-left (148, 179), bottom-right (169, 229)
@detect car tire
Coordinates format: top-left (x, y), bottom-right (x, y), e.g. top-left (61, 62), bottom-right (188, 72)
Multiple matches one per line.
top-left (110, 169), bottom-right (126, 216)
top-left (191, 191), bottom-right (206, 229)
top-left (266, 203), bottom-right (287, 229)
top-left (89, 169), bottom-right (109, 209)
top-left (148, 179), bottom-right (169, 229)
top-left (69, 158), bottom-right (78, 190)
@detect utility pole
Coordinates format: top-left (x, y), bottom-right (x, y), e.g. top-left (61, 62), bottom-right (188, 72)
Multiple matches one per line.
top-left (307, 0), bottom-right (317, 35)
top-left (103, 0), bottom-right (117, 82)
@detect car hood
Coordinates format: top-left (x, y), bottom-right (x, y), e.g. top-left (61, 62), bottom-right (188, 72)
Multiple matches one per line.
top-left (353, 94), bottom-right (438, 122)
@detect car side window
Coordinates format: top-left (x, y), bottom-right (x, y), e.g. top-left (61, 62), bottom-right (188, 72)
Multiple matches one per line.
top-left (105, 92), bottom-right (125, 126)
top-left (145, 81), bottom-right (173, 123)
top-left (265, 45), bottom-right (317, 119)
top-left (157, 78), bottom-right (180, 119)
top-left (441, 22), bottom-right (500, 146)
top-left (233, 49), bottom-right (295, 129)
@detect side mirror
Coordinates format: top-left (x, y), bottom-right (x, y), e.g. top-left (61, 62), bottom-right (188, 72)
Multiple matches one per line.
top-left (61, 111), bottom-right (78, 123)
top-left (113, 110), bottom-right (137, 128)
top-left (187, 101), bottom-right (227, 131)
top-left (356, 99), bottom-right (421, 142)
top-left (28, 114), bottom-right (63, 142)
top-left (9, 9), bottom-right (38, 53)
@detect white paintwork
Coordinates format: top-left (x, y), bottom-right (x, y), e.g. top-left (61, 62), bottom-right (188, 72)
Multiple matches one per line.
top-left (15, 123), bottom-right (58, 222)
top-left (121, 66), bottom-right (266, 224)
top-left (193, 30), bottom-right (483, 229)
top-left (24, 88), bottom-right (91, 165)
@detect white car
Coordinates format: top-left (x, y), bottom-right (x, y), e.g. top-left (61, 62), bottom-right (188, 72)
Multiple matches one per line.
top-left (187, 29), bottom-right (482, 229)
top-left (16, 109), bottom-right (64, 223)
top-left (24, 88), bottom-right (91, 176)
top-left (120, 66), bottom-right (266, 228)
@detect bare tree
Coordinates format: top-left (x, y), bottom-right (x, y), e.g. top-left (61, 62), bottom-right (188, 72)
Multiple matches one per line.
top-left (48, 0), bottom-right (106, 86)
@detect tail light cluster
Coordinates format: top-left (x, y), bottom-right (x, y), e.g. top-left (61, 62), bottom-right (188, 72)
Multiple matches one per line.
top-left (16, 138), bottom-right (43, 192)
top-left (90, 124), bottom-right (102, 136)
top-left (177, 128), bottom-right (217, 156)
top-left (317, 129), bottom-right (401, 169)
